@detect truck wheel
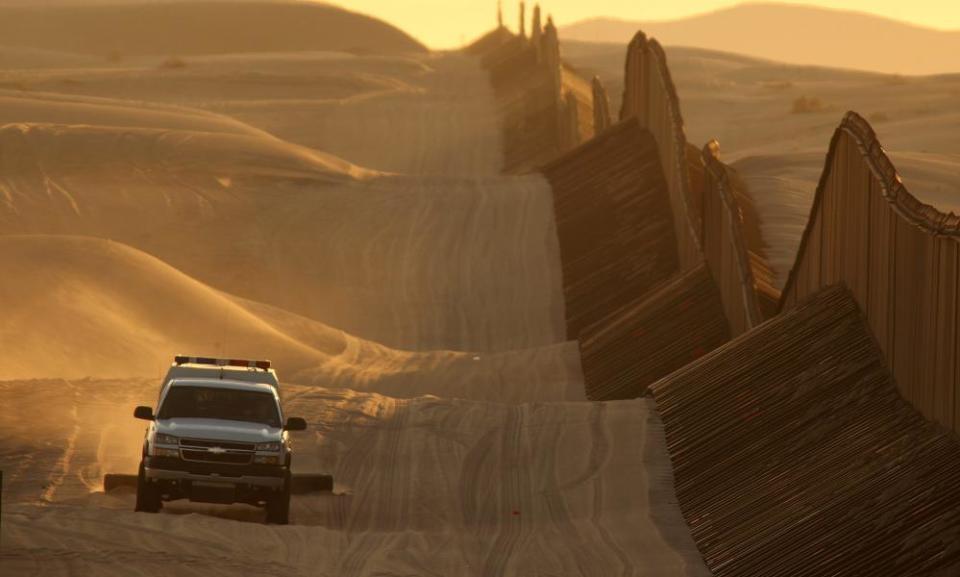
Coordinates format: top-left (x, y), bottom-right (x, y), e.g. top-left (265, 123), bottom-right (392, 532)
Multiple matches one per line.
top-left (134, 461), bottom-right (162, 513)
top-left (265, 471), bottom-right (291, 525)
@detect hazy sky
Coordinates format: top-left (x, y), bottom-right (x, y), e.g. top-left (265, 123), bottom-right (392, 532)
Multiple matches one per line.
top-left (327, 0), bottom-right (960, 48)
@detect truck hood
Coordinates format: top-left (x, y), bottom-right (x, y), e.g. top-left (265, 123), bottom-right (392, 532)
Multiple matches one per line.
top-left (156, 418), bottom-right (282, 443)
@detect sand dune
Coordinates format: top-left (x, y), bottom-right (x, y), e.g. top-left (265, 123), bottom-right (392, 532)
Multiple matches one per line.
top-left (1, 54), bottom-right (422, 119)
top-left (0, 235), bottom-right (584, 402)
top-left (562, 3), bottom-right (960, 75)
top-left (0, 53), bottom-right (566, 353)
top-left (0, 122), bottom-right (367, 183)
top-left (0, 91), bottom-right (267, 136)
top-left (1, 51), bottom-right (501, 174)
top-left (0, 2), bottom-right (426, 57)
top-left (0, 235), bottom-right (337, 380)
top-left (0, 126), bottom-right (564, 353)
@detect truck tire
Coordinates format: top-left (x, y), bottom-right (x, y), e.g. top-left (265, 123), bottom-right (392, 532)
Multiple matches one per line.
top-left (265, 470), bottom-right (291, 525)
top-left (134, 461), bottom-right (162, 513)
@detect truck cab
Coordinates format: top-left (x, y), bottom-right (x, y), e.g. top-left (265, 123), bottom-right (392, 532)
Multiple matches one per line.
top-left (133, 356), bottom-right (306, 524)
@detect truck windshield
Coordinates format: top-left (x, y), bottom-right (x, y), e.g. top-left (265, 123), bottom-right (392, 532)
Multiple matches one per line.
top-left (158, 386), bottom-right (281, 427)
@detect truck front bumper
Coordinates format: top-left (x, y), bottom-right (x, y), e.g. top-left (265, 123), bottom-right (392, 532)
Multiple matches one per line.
top-left (144, 456), bottom-right (286, 489)
top-left (145, 467), bottom-right (284, 489)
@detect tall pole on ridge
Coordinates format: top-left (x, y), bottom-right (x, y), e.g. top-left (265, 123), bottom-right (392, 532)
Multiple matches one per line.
top-left (519, 2), bottom-right (526, 38)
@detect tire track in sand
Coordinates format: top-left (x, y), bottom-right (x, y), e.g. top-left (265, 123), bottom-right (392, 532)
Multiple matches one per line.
top-left (336, 398), bottom-right (410, 577)
top-left (41, 380), bottom-right (80, 503)
top-left (480, 405), bottom-right (526, 577)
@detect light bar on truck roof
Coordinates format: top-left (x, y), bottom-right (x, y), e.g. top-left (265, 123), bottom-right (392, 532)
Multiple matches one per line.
top-left (174, 355), bottom-right (271, 370)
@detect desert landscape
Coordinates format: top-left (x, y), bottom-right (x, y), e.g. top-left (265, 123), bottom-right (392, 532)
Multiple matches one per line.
top-left (0, 2), bottom-right (706, 575)
top-left (1, 1), bottom-right (960, 576)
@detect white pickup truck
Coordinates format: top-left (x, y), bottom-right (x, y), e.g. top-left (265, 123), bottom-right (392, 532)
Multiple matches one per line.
top-left (132, 356), bottom-right (307, 524)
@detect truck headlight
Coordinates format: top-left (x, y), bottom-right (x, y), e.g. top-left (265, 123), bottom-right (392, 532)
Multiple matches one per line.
top-left (155, 433), bottom-right (179, 446)
top-left (253, 455), bottom-right (281, 465)
top-left (255, 441), bottom-right (282, 452)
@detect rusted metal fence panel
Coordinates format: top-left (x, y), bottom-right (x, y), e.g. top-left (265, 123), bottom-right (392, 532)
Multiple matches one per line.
top-left (699, 145), bottom-right (771, 336)
top-left (620, 33), bottom-right (702, 272)
top-left (798, 207), bottom-right (822, 300)
top-left (578, 262), bottom-right (730, 400)
top-left (489, 23), bottom-right (960, 438)
top-left (955, 249), bottom-right (960, 428)
top-left (780, 111), bottom-right (960, 434)
top-left (652, 284), bottom-right (960, 577)
top-left (619, 31), bottom-right (780, 339)
top-left (919, 235), bottom-right (941, 420)
top-left (591, 76), bottom-right (612, 134)
top-left (619, 33), bottom-right (647, 125)
top-left (540, 118), bottom-right (738, 401)
top-left (866, 176), bottom-right (894, 357)
top-left (820, 142), bottom-right (842, 287)
top-left (893, 197), bottom-right (923, 407)
top-left (840, 143), bottom-right (872, 305)
top-left (542, 119), bottom-right (680, 340)
top-left (937, 240), bottom-right (960, 428)
top-left (470, 19), bottom-right (593, 172)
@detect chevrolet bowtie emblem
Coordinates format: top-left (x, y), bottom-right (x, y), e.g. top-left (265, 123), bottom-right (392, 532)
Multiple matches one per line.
top-left (208, 446), bottom-right (226, 454)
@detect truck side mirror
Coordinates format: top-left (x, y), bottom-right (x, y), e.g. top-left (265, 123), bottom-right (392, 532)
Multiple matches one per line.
top-left (134, 406), bottom-right (155, 421)
top-left (284, 417), bottom-right (307, 431)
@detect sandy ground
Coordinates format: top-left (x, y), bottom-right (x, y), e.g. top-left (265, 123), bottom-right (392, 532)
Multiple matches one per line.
top-left (1, 380), bottom-right (706, 576)
top-left (0, 38), bottom-right (708, 577)
top-left (563, 41), bottom-right (960, 288)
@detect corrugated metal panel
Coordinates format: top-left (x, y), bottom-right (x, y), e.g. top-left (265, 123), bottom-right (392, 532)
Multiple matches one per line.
top-left (478, 33), bottom-right (561, 172)
top-left (801, 208), bottom-right (822, 298)
top-left (935, 240), bottom-right (959, 430)
top-left (542, 119), bottom-right (681, 339)
top-left (579, 262), bottom-right (730, 400)
top-left (956, 252), bottom-right (960, 428)
top-left (619, 33), bottom-right (647, 124)
top-left (865, 175), bottom-right (893, 358)
top-left (777, 111), bottom-right (960, 433)
top-left (620, 33), bottom-right (703, 272)
top-left (651, 284), bottom-right (960, 577)
top-left (920, 235), bottom-right (941, 421)
top-left (700, 145), bottom-right (774, 335)
top-left (587, 28), bottom-right (960, 435)
top-left (592, 76), bottom-right (612, 134)
top-left (472, 24), bottom-right (593, 172)
top-left (618, 29), bottom-right (779, 345)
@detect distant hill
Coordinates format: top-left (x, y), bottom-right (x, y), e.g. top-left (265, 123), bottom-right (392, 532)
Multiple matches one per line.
top-left (0, 1), bottom-right (426, 57)
top-left (561, 3), bottom-right (960, 75)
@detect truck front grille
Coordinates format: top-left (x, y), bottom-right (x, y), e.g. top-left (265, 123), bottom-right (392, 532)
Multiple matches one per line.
top-left (181, 449), bottom-right (252, 465)
top-left (180, 438), bottom-right (256, 452)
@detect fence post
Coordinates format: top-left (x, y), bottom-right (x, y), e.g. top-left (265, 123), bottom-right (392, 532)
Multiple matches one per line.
top-left (592, 76), bottom-right (612, 134)
top-left (519, 1), bottom-right (526, 38)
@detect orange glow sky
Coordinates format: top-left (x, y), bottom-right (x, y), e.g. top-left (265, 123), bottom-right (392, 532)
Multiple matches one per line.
top-left (327, 1), bottom-right (959, 48)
